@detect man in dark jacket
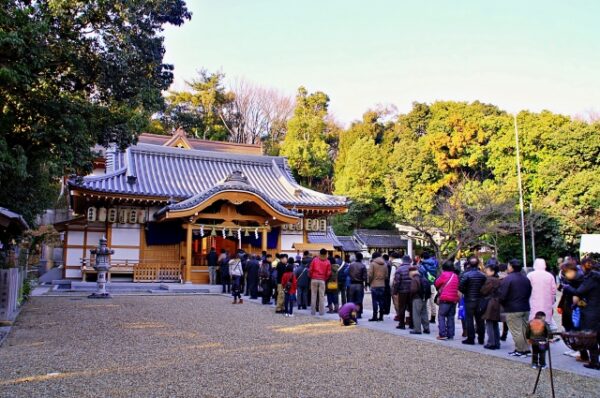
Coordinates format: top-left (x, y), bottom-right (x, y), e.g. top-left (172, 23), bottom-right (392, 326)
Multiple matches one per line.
top-left (295, 259), bottom-right (310, 310)
top-left (419, 252), bottom-right (439, 324)
top-left (246, 254), bottom-right (260, 299)
top-left (207, 247), bottom-right (218, 285)
top-left (459, 256), bottom-right (487, 345)
top-left (347, 253), bottom-right (367, 319)
top-left (393, 255), bottom-right (413, 329)
top-left (498, 259), bottom-right (532, 357)
top-left (563, 258), bottom-right (600, 369)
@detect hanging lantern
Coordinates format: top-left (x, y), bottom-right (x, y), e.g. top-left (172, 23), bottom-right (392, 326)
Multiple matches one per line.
top-left (244, 228), bottom-right (250, 237)
top-left (227, 228), bottom-right (233, 237)
top-left (200, 225), bottom-right (205, 237)
top-left (211, 227), bottom-right (217, 237)
top-left (254, 228), bottom-right (259, 239)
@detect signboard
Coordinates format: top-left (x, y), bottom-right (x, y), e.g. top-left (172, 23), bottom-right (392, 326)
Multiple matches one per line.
top-left (87, 207), bottom-right (147, 225)
top-left (281, 218), bottom-right (327, 233)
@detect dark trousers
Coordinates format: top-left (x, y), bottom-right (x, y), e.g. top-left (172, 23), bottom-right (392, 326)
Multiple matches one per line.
top-left (465, 300), bottom-right (485, 343)
top-left (297, 286), bottom-right (308, 309)
top-left (532, 343), bottom-right (547, 366)
top-left (383, 285), bottom-right (392, 314)
top-left (485, 320), bottom-right (500, 347)
top-left (371, 287), bottom-right (385, 318)
top-left (396, 292), bottom-right (412, 328)
top-left (261, 279), bottom-right (271, 304)
top-left (340, 286), bottom-right (348, 305)
top-left (284, 293), bottom-right (296, 315)
top-left (348, 284), bottom-right (364, 317)
top-left (247, 277), bottom-right (258, 299)
top-left (438, 301), bottom-right (456, 338)
top-left (221, 271), bottom-right (231, 293)
top-left (231, 275), bottom-right (242, 299)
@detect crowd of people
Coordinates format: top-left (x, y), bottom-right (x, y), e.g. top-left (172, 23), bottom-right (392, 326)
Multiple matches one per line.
top-left (206, 246), bottom-right (600, 371)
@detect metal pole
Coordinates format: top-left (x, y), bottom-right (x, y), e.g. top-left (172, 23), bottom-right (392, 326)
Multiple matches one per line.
top-left (530, 202), bottom-right (536, 263)
top-left (514, 115), bottom-right (528, 271)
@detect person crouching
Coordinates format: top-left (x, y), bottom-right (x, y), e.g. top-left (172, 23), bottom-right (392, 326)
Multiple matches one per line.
top-left (339, 302), bottom-right (359, 326)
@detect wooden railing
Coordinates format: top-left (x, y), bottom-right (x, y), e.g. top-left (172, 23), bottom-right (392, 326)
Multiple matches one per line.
top-left (80, 258), bottom-right (181, 283)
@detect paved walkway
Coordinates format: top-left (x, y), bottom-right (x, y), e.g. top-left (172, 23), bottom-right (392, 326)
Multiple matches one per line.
top-left (1, 295), bottom-right (599, 397)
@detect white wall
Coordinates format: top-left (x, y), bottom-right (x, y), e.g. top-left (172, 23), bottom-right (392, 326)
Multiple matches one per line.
top-left (65, 268), bottom-right (82, 278)
top-left (281, 233), bottom-right (303, 252)
top-left (68, 231), bottom-right (85, 246)
top-left (111, 224), bottom-right (140, 246)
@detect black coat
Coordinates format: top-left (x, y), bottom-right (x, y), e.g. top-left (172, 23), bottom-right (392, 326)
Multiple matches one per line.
top-left (246, 259), bottom-right (260, 283)
top-left (459, 268), bottom-right (487, 302)
top-left (498, 271), bottom-right (532, 313)
top-left (564, 271), bottom-right (600, 331)
top-left (207, 251), bottom-right (218, 267)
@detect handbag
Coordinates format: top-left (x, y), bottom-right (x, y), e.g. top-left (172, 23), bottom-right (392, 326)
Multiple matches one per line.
top-left (434, 274), bottom-right (455, 305)
top-left (327, 280), bottom-right (338, 290)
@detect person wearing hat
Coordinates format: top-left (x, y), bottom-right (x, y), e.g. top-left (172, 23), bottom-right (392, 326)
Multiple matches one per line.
top-left (393, 255), bottom-right (414, 329)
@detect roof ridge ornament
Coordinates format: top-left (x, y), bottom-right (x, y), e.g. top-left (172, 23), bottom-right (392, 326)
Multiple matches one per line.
top-left (223, 170), bottom-right (249, 185)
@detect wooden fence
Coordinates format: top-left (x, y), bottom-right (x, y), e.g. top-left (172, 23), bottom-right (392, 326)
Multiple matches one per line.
top-left (81, 259), bottom-right (181, 283)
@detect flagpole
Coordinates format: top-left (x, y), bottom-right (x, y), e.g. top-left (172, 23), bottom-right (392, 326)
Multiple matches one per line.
top-left (514, 114), bottom-right (527, 271)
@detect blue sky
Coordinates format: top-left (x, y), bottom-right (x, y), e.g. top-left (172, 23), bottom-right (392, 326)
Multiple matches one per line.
top-left (162, 0), bottom-right (600, 125)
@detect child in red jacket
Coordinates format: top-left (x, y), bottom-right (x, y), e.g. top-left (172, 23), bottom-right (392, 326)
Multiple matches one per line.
top-left (281, 264), bottom-right (297, 317)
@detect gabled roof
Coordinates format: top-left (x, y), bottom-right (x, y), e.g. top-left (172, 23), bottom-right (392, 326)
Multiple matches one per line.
top-left (353, 229), bottom-right (407, 249)
top-left (337, 236), bottom-right (364, 252)
top-left (137, 132), bottom-right (263, 155)
top-left (0, 207), bottom-right (29, 231)
top-left (308, 227), bottom-right (342, 248)
top-left (69, 143), bottom-right (347, 209)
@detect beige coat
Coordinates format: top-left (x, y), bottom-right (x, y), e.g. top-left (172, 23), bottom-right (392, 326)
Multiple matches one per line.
top-left (368, 257), bottom-right (389, 288)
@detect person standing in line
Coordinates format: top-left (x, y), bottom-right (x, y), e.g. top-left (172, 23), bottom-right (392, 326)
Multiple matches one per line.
top-left (229, 252), bottom-right (244, 304)
top-left (480, 262), bottom-right (502, 349)
top-left (498, 259), bottom-right (532, 358)
top-left (347, 253), bottom-right (367, 319)
top-left (527, 258), bottom-right (557, 331)
top-left (281, 263), bottom-right (297, 317)
top-left (389, 252), bottom-right (402, 321)
top-left (309, 248), bottom-right (332, 316)
top-left (382, 253), bottom-right (393, 316)
top-left (459, 256), bottom-right (487, 345)
top-left (219, 249), bottom-right (231, 294)
top-left (409, 266), bottom-right (431, 334)
top-left (246, 254), bottom-right (260, 300)
top-left (259, 254), bottom-right (273, 305)
top-left (393, 255), bottom-right (414, 329)
top-left (207, 247), bottom-right (218, 285)
top-left (301, 251), bottom-right (313, 307)
top-left (419, 252), bottom-right (439, 324)
top-left (434, 260), bottom-right (460, 340)
top-left (295, 257), bottom-right (309, 310)
top-left (326, 258), bottom-right (340, 313)
top-left (338, 255), bottom-right (351, 306)
top-left (368, 252), bottom-right (388, 322)
top-left (275, 255), bottom-right (289, 313)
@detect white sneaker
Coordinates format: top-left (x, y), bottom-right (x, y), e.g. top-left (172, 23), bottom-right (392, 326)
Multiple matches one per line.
top-left (284, 313), bottom-right (289, 317)
top-left (289, 314), bottom-right (294, 317)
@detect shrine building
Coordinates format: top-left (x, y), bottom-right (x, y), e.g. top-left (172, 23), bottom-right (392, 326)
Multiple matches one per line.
top-left (57, 129), bottom-right (348, 283)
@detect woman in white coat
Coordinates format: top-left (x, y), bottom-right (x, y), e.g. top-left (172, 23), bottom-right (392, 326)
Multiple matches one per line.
top-left (527, 258), bottom-right (557, 330)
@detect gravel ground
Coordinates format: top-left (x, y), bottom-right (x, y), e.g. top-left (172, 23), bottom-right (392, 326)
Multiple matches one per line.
top-left (1, 296), bottom-right (599, 398)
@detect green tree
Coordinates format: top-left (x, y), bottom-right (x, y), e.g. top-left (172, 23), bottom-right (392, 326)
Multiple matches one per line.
top-left (0, 0), bottom-right (191, 224)
top-left (280, 87), bottom-right (332, 187)
top-left (162, 70), bottom-right (235, 141)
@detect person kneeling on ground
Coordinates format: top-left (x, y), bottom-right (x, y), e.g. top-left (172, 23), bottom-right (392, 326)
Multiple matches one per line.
top-left (339, 302), bottom-right (359, 326)
top-left (526, 311), bottom-right (551, 369)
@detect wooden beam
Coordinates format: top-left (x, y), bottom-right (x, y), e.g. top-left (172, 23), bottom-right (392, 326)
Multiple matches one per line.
top-left (185, 223), bottom-right (192, 283)
top-left (261, 228), bottom-right (268, 252)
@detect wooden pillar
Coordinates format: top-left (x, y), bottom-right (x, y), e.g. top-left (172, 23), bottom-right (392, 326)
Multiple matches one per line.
top-left (261, 228), bottom-right (268, 252)
top-left (185, 223), bottom-right (192, 283)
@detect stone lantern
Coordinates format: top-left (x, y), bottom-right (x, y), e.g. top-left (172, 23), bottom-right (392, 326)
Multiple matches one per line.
top-left (89, 236), bottom-right (114, 299)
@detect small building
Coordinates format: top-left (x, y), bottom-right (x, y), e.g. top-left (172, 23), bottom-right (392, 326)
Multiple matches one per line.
top-left (58, 129), bottom-right (348, 283)
top-left (353, 229), bottom-right (411, 257)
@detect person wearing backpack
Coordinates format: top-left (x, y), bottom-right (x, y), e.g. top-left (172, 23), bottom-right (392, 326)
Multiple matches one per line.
top-left (295, 259), bottom-right (310, 310)
top-left (259, 254), bottom-right (273, 305)
top-left (459, 256), bottom-right (487, 345)
top-left (281, 263), bottom-right (297, 317)
top-left (419, 252), bottom-right (439, 324)
top-left (409, 266), bottom-right (431, 334)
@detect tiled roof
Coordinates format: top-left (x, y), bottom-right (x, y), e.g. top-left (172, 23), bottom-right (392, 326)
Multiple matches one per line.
top-left (308, 227), bottom-right (342, 248)
top-left (0, 207), bottom-right (29, 231)
top-left (137, 133), bottom-right (263, 155)
top-left (337, 236), bottom-right (364, 252)
top-left (69, 143), bottom-right (347, 208)
top-left (353, 229), bottom-right (407, 249)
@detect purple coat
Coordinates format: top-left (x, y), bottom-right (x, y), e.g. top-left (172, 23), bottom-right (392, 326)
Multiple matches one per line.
top-left (339, 302), bottom-right (358, 320)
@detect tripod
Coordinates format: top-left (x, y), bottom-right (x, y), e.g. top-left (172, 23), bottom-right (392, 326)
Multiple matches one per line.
top-left (530, 338), bottom-right (555, 398)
